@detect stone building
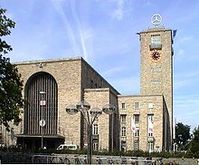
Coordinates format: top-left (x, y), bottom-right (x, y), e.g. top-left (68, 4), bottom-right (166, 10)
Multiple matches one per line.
top-left (0, 22), bottom-right (174, 152)
top-left (13, 58), bottom-right (120, 151)
top-left (118, 27), bottom-right (174, 151)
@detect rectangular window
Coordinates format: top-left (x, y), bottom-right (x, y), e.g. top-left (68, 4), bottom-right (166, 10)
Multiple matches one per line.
top-left (121, 103), bottom-right (125, 109)
top-left (93, 142), bottom-right (99, 151)
top-left (121, 115), bottom-right (126, 125)
top-left (148, 141), bottom-right (154, 153)
top-left (133, 140), bottom-right (139, 150)
top-left (92, 124), bottom-right (99, 135)
top-left (151, 35), bottom-right (161, 45)
top-left (148, 132), bottom-right (153, 137)
top-left (150, 35), bottom-right (162, 49)
top-left (134, 102), bottom-right (140, 110)
top-left (121, 126), bottom-right (126, 137)
top-left (134, 129), bottom-right (139, 137)
top-left (134, 114), bottom-right (139, 125)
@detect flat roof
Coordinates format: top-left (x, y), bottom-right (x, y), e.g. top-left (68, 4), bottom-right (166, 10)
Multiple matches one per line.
top-left (14, 56), bottom-right (82, 65)
top-left (138, 27), bottom-right (172, 34)
top-left (118, 94), bottom-right (163, 98)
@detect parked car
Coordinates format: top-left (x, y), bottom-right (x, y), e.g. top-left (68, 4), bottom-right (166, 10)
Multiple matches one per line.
top-left (56, 144), bottom-right (78, 150)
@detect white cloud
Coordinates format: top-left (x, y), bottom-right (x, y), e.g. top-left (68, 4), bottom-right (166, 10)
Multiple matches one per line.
top-left (71, 7), bottom-right (93, 61)
top-left (50, 0), bottom-right (94, 62)
top-left (108, 0), bottom-right (132, 21)
top-left (112, 0), bottom-right (125, 20)
top-left (79, 26), bottom-right (94, 63)
top-left (50, 0), bottom-right (81, 56)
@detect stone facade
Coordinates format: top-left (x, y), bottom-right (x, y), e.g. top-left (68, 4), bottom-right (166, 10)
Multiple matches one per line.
top-left (0, 26), bottom-right (173, 152)
top-left (118, 95), bottom-right (164, 151)
top-left (84, 88), bottom-right (119, 150)
top-left (140, 28), bottom-right (173, 150)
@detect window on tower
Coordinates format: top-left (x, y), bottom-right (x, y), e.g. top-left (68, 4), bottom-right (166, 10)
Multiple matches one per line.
top-left (150, 34), bottom-right (162, 50)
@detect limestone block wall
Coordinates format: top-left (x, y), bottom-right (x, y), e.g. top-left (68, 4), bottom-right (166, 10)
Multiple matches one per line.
top-left (16, 58), bottom-right (82, 146)
top-left (118, 95), bottom-right (164, 151)
top-left (84, 88), bottom-right (119, 151)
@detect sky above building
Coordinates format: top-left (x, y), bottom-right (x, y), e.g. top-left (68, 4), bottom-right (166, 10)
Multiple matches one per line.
top-left (1, 0), bottom-right (199, 130)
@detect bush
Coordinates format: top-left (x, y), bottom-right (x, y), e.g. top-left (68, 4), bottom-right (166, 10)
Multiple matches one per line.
top-left (0, 152), bottom-right (32, 163)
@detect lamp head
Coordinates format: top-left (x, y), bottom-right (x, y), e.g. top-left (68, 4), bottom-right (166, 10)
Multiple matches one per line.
top-left (102, 104), bottom-right (116, 115)
top-left (90, 107), bottom-right (102, 117)
top-left (66, 105), bottom-right (79, 115)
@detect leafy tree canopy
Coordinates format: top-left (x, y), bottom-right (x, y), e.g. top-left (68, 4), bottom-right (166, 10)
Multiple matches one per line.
top-left (190, 126), bottom-right (199, 153)
top-left (175, 122), bottom-right (191, 150)
top-left (0, 8), bottom-right (23, 131)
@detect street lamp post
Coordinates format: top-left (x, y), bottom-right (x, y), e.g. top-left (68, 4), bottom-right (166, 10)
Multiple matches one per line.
top-left (66, 101), bottom-right (115, 164)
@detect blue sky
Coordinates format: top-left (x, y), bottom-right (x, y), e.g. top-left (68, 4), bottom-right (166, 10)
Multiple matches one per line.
top-left (1, 0), bottom-right (199, 130)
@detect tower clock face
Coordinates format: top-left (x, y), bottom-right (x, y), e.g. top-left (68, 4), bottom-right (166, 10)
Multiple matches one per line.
top-left (152, 51), bottom-right (160, 60)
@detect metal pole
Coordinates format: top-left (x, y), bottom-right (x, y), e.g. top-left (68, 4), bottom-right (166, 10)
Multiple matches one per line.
top-left (87, 123), bottom-right (92, 164)
top-left (41, 102), bottom-right (43, 149)
top-left (41, 127), bottom-right (43, 149)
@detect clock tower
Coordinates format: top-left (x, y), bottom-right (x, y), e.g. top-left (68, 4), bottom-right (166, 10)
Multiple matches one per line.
top-left (139, 15), bottom-right (174, 150)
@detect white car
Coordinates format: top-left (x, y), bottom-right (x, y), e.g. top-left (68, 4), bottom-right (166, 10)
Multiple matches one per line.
top-left (56, 144), bottom-right (79, 150)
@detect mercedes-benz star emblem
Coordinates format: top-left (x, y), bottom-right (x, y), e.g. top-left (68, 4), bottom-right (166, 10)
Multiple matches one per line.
top-left (151, 14), bottom-right (162, 26)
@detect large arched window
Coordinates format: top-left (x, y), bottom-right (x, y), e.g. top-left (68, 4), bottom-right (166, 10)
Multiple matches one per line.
top-left (24, 72), bottom-right (58, 135)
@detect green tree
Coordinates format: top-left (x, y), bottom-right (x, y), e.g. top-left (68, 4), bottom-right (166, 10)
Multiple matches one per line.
top-left (0, 8), bottom-right (23, 130)
top-left (190, 126), bottom-right (199, 153)
top-left (175, 122), bottom-right (191, 150)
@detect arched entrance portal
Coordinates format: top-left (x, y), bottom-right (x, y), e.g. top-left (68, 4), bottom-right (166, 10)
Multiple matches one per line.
top-left (17, 72), bottom-right (64, 150)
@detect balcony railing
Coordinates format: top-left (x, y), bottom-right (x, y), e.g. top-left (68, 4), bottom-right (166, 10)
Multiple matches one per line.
top-left (149, 43), bottom-right (162, 50)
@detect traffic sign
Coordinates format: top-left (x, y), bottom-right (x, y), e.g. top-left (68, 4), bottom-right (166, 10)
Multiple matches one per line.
top-left (39, 119), bottom-right (46, 127)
